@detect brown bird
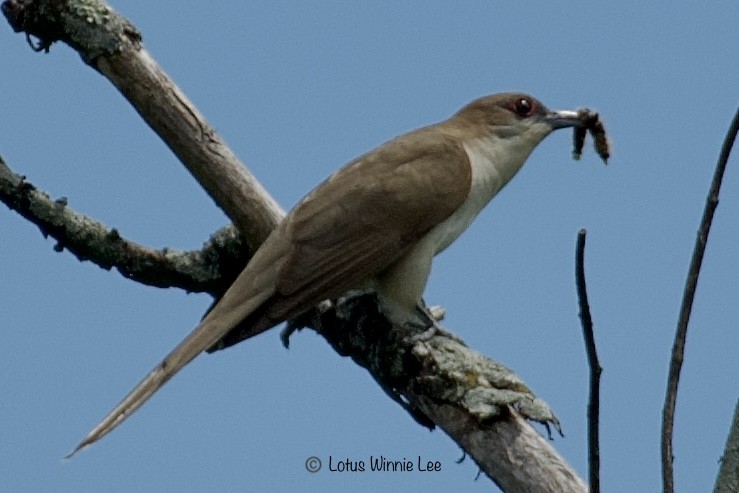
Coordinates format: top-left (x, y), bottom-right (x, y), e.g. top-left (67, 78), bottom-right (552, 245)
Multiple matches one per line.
top-left (68, 92), bottom-right (589, 457)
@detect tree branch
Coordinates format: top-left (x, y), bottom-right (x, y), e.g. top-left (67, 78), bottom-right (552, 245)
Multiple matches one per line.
top-left (575, 229), bottom-right (602, 493)
top-left (661, 107), bottom-right (739, 493)
top-left (0, 155), bottom-right (250, 295)
top-left (3, 1), bottom-right (587, 490)
top-left (2, 0), bottom-right (284, 252)
top-left (299, 293), bottom-right (585, 493)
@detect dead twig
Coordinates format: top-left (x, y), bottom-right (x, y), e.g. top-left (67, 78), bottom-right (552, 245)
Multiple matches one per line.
top-left (661, 107), bottom-right (739, 493)
top-left (575, 229), bottom-right (602, 493)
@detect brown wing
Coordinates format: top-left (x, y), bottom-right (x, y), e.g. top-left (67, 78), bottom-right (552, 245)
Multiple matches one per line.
top-left (267, 126), bottom-right (471, 322)
top-left (215, 125), bottom-right (472, 349)
top-left (69, 125), bottom-right (473, 455)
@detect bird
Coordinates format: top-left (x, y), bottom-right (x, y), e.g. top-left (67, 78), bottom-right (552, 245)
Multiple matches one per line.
top-left (68, 92), bottom-right (589, 457)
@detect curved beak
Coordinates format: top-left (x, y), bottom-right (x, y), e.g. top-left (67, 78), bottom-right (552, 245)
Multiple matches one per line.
top-left (546, 109), bottom-right (584, 130)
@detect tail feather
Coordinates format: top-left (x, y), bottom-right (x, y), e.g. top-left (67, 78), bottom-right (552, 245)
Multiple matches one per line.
top-left (66, 222), bottom-right (296, 457)
top-left (65, 314), bottom-right (230, 458)
top-left (66, 280), bottom-right (275, 458)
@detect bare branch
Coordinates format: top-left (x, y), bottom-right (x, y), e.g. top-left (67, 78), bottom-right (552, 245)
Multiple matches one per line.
top-left (0, 155), bottom-right (249, 295)
top-left (426, 404), bottom-right (585, 492)
top-left (662, 107), bottom-right (739, 493)
top-left (575, 229), bottom-right (602, 493)
top-left (3, 1), bottom-right (588, 488)
top-left (300, 293), bottom-right (583, 493)
top-left (2, 0), bottom-right (284, 251)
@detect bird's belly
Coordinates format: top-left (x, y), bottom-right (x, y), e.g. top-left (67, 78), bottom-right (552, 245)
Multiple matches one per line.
top-left (429, 137), bottom-right (525, 255)
top-left (427, 201), bottom-right (481, 255)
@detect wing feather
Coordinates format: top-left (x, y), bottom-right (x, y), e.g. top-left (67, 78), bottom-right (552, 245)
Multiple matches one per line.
top-left (268, 127), bottom-right (472, 317)
top-left (217, 125), bottom-right (473, 348)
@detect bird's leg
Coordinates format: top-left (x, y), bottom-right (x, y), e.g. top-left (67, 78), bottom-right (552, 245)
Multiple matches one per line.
top-left (280, 321), bottom-right (302, 349)
top-left (281, 299), bottom-right (335, 348)
top-left (404, 298), bottom-right (444, 342)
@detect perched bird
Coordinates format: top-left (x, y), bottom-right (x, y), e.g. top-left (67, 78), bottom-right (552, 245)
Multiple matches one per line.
top-left (69, 92), bottom-right (590, 456)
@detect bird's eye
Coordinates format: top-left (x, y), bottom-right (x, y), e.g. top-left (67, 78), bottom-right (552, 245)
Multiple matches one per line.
top-left (513, 97), bottom-right (534, 117)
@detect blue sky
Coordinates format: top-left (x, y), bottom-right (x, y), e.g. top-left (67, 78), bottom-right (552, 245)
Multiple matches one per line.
top-left (2, 2), bottom-right (738, 492)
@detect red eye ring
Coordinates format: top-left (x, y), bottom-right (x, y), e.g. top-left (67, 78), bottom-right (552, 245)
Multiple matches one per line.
top-left (513, 97), bottom-right (534, 117)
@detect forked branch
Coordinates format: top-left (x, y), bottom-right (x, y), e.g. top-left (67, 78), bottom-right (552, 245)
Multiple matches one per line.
top-left (3, 1), bottom-right (587, 490)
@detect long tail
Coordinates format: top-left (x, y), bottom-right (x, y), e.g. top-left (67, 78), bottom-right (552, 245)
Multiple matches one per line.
top-left (64, 315), bottom-right (226, 458)
top-left (66, 282), bottom-right (274, 458)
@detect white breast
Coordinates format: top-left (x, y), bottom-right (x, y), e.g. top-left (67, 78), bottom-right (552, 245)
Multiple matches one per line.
top-left (369, 135), bottom-right (539, 320)
top-left (427, 136), bottom-right (532, 255)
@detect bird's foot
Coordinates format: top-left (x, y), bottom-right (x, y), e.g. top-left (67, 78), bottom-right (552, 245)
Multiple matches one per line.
top-left (401, 301), bottom-right (446, 343)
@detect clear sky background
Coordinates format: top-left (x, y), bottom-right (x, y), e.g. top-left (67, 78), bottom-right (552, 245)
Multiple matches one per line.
top-left (2, 2), bottom-right (738, 492)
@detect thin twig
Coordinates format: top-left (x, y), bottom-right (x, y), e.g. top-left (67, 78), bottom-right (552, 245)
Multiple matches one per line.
top-left (575, 229), bottom-right (602, 493)
top-left (661, 107), bottom-right (739, 493)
